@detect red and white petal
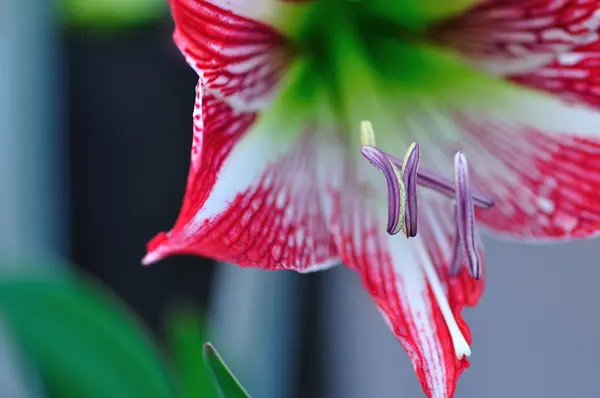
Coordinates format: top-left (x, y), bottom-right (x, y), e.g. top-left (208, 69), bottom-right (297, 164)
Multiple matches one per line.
top-left (322, 150), bottom-right (482, 398)
top-left (395, 83), bottom-right (600, 240)
top-left (173, 0), bottom-right (302, 25)
top-left (456, 110), bottom-right (600, 239)
top-left (432, 0), bottom-right (600, 75)
top-left (170, 0), bottom-right (295, 111)
top-left (144, 82), bottom-right (339, 271)
top-left (511, 39), bottom-right (600, 109)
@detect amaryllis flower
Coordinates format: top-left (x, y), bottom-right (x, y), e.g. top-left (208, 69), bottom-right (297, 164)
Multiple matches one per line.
top-left (144, 0), bottom-right (600, 396)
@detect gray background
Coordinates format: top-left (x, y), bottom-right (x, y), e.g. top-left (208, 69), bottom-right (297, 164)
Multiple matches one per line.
top-left (212, 237), bottom-right (600, 398)
top-left (321, 236), bottom-right (600, 397)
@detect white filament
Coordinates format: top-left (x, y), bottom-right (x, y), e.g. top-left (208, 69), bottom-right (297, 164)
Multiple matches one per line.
top-left (420, 254), bottom-right (472, 360)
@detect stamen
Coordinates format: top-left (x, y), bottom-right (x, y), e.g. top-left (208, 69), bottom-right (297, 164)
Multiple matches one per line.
top-left (454, 152), bottom-right (482, 280)
top-left (401, 143), bottom-right (420, 238)
top-left (419, 242), bottom-right (472, 360)
top-left (358, 126), bottom-right (482, 360)
top-left (386, 153), bottom-right (494, 209)
top-left (361, 120), bottom-right (376, 146)
top-left (357, 123), bottom-right (490, 282)
top-left (360, 145), bottom-right (406, 235)
top-left (449, 214), bottom-right (462, 276)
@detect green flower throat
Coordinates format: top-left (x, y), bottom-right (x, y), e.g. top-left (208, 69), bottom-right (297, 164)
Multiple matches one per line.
top-left (271, 0), bottom-right (493, 134)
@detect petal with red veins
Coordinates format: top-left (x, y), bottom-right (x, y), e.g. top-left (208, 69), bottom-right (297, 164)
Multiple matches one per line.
top-left (511, 39), bottom-right (600, 109)
top-left (170, 0), bottom-right (296, 111)
top-left (323, 149), bottom-right (483, 398)
top-left (457, 112), bottom-right (600, 239)
top-left (340, 33), bottom-right (600, 241)
top-left (144, 81), bottom-right (339, 271)
top-left (171, 0), bottom-right (307, 26)
top-left (384, 79), bottom-right (600, 240)
top-left (432, 0), bottom-right (600, 75)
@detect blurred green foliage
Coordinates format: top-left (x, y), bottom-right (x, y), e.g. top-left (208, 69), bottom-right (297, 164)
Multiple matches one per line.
top-left (203, 343), bottom-right (251, 398)
top-left (0, 263), bottom-right (250, 398)
top-left (61, 0), bottom-right (168, 29)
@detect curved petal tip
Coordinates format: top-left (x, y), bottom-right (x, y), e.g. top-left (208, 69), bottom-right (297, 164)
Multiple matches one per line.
top-left (142, 232), bottom-right (169, 266)
top-left (141, 252), bottom-right (162, 267)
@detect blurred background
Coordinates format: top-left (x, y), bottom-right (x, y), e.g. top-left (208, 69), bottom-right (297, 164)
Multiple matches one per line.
top-left (2, 0), bottom-right (600, 397)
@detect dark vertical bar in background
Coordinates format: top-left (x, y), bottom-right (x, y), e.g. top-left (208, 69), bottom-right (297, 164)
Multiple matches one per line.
top-left (66, 20), bottom-right (325, 398)
top-left (67, 23), bottom-right (215, 331)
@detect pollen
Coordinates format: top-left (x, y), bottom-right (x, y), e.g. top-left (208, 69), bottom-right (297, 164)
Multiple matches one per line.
top-left (360, 120), bottom-right (376, 146)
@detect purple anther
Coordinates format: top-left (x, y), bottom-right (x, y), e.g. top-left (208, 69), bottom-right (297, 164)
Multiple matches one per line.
top-left (386, 153), bottom-right (494, 209)
top-left (361, 145), bottom-right (406, 235)
top-left (454, 151), bottom-right (482, 280)
top-left (402, 143), bottom-right (420, 238)
top-left (449, 217), bottom-right (462, 276)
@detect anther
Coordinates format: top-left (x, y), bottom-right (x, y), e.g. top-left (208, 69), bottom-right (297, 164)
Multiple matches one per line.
top-left (385, 153), bottom-right (494, 209)
top-left (453, 152), bottom-right (482, 280)
top-left (358, 123), bottom-right (490, 281)
top-left (449, 213), bottom-right (462, 276)
top-left (401, 143), bottom-right (420, 238)
top-left (360, 145), bottom-right (406, 235)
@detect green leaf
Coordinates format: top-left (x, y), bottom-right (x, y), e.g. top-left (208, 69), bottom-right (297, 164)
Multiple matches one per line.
top-left (165, 308), bottom-right (217, 398)
top-left (60, 0), bottom-right (167, 29)
top-left (203, 343), bottom-right (251, 398)
top-left (0, 266), bottom-right (176, 398)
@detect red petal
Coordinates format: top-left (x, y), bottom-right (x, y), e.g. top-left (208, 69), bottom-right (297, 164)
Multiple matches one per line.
top-left (433, 0), bottom-right (600, 75)
top-left (389, 76), bottom-right (600, 240)
top-left (170, 0), bottom-right (293, 110)
top-left (145, 83), bottom-right (339, 271)
top-left (511, 39), bottom-right (600, 109)
top-left (326, 162), bottom-right (483, 398)
top-left (459, 114), bottom-right (600, 239)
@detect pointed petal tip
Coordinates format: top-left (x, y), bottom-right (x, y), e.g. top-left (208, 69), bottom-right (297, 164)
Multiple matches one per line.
top-left (143, 232), bottom-right (170, 266)
top-left (141, 251), bottom-right (161, 266)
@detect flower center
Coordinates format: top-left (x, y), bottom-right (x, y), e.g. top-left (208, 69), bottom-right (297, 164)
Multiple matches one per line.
top-left (292, 2), bottom-right (421, 104)
top-left (270, 3), bottom-right (495, 360)
top-left (279, 0), bottom-right (495, 148)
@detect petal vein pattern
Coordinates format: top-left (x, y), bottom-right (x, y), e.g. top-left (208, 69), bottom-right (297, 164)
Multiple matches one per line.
top-left (434, 0), bottom-right (600, 75)
top-left (511, 39), bottom-right (600, 109)
top-left (456, 113), bottom-right (600, 239)
top-left (145, 86), bottom-right (339, 271)
top-left (387, 81), bottom-right (600, 240)
top-left (170, 0), bottom-right (292, 111)
top-left (324, 153), bottom-right (482, 398)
